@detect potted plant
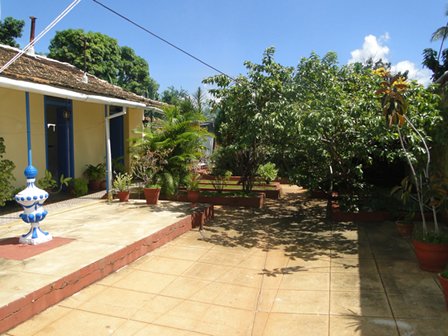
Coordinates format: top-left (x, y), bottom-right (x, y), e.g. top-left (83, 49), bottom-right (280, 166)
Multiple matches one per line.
top-left (438, 269), bottom-right (448, 310)
top-left (391, 177), bottom-right (416, 238)
top-left (186, 172), bottom-right (201, 203)
top-left (113, 172), bottom-right (132, 202)
top-left (131, 149), bottom-right (166, 205)
top-left (376, 68), bottom-right (448, 272)
top-left (257, 162), bottom-right (278, 184)
top-left (83, 163), bottom-right (106, 191)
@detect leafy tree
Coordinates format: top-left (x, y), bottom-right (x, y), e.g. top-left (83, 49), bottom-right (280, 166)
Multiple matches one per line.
top-left (204, 47), bottom-right (295, 192)
top-left (48, 29), bottom-right (158, 96)
top-left (118, 46), bottom-right (159, 97)
top-left (286, 53), bottom-right (387, 193)
top-left (161, 86), bottom-right (189, 105)
top-left (0, 137), bottom-right (15, 206)
top-left (0, 17), bottom-right (24, 48)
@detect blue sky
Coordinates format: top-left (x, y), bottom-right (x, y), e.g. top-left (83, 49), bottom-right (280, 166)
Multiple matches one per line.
top-left (1, 0), bottom-right (447, 94)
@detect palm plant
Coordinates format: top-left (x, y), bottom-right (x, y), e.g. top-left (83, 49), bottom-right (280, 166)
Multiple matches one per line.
top-left (423, 7), bottom-right (448, 81)
top-left (130, 104), bottom-right (210, 196)
top-left (431, 8), bottom-right (448, 62)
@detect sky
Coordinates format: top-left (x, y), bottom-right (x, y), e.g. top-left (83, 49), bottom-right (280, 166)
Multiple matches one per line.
top-left (1, 0), bottom-right (447, 95)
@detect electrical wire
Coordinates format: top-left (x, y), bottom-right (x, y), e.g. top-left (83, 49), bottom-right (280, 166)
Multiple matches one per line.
top-left (91, 0), bottom-right (235, 82)
top-left (0, 0), bottom-right (82, 74)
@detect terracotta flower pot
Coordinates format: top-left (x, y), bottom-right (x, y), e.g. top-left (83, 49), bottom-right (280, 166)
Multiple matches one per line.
top-left (396, 221), bottom-right (414, 238)
top-left (438, 273), bottom-right (448, 310)
top-left (187, 190), bottom-right (200, 203)
top-left (412, 239), bottom-right (448, 272)
top-left (116, 191), bottom-right (130, 202)
top-left (143, 187), bottom-right (161, 205)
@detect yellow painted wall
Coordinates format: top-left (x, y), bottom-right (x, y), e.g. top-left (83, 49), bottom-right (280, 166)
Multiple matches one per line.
top-left (72, 101), bottom-right (105, 178)
top-left (0, 87), bottom-right (145, 187)
top-left (124, 107), bottom-right (144, 170)
top-left (0, 88), bottom-right (46, 187)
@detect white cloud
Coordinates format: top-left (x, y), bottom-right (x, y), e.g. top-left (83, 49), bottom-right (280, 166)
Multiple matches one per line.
top-left (349, 34), bottom-right (389, 64)
top-left (391, 61), bottom-right (432, 87)
top-left (349, 34), bottom-right (432, 86)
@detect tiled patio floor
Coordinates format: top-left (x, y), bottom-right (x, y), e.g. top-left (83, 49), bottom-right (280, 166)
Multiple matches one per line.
top-left (3, 186), bottom-right (448, 336)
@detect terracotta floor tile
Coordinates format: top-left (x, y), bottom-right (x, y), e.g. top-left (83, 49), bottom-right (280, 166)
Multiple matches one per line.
top-left (152, 245), bottom-right (209, 261)
top-left (131, 295), bottom-right (184, 323)
top-left (330, 291), bottom-right (392, 317)
top-left (388, 293), bottom-right (448, 319)
top-left (260, 272), bottom-right (284, 289)
top-left (160, 276), bottom-right (211, 299)
top-left (251, 312), bottom-right (270, 335)
top-left (154, 300), bottom-right (254, 336)
top-left (32, 310), bottom-right (127, 336)
top-left (181, 262), bottom-right (231, 281)
top-left (257, 289), bottom-right (278, 312)
top-left (112, 269), bottom-right (177, 294)
top-left (105, 320), bottom-right (148, 336)
top-left (286, 256), bottom-right (331, 273)
top-left (396, 319), bottom-right (448, 336)
top-left (381, 273), bottom-right (442, 296)
top-left (236, 254), bottom-right (267, 270)
top-left (331, 257), bottom-right (377, 273)
top-left (330, 270), bottom-right (384, 291)
top-left (329, 316), bottom-right (399, 336)
top-left (271, 289), bottom-right (329, 314)
top-left (77, 287), bottom-right (154, 319)
top-left (198, 250), bottom-right (248, 267)
top-left (280, 271), bottom-right (330, 291)
top-left (132, 324), bottom-right (202, 336)
top-left (191, 282), bottom-right (260, 310)
top-left (96, 264), bottom-right (133, 286)
top-left (59, 284), bottom-right (107, 309)
top-left (132, 255), bottom-right (195, 275)
top-left (7, 306), bottom-right (71, 336)
top-left (262, 313), bottom-right (328, 336)
top-left (217, 267), bottom-right (263, 288)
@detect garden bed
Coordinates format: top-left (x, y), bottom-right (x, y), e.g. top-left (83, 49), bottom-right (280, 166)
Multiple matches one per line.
top-left (197, 175), bottom-right (281, 199)
top-left (163, 191), bottom-right (266, 209)
top-left (327, 190), bottom-right (396, 222)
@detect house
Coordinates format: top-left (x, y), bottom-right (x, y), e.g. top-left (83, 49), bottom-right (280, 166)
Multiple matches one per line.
top-left (0, 44), bottom-right (164, 189)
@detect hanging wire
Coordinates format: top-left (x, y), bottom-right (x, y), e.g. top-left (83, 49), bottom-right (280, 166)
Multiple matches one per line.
top-left (92, 0), bottom-right (235, 82)
top-left (0, 0), bottom-right (82, 74)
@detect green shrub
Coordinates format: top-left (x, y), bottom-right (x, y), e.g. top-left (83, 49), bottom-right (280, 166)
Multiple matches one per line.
top-left (0, 137), bottom-right (15, 206)
top-left (71, 178), bottom-right (88, 197)
top-left (36, 170), bottom-right (72, 192)
top-left (211, 167), bottom-right (232, 193)
top-left (210, 147), bottom-right (237, 175)
top-left (112, 172), bottom-right (132, 192)
top-left (257, 162), bottom-right (278, 184)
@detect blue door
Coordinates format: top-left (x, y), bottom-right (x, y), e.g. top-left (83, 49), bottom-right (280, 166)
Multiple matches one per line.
top-left (109, 106), bottom-right (124, 172)
top-left (44, 97), bottom-right (74, 180)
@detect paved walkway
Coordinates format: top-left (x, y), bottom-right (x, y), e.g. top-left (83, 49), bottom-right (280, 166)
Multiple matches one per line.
top-left (4, 186), bottom-right (448, 336)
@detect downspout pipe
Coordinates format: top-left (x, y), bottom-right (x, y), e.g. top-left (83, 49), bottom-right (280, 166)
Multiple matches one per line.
top-left (105, 107), bottom-right (127, 202)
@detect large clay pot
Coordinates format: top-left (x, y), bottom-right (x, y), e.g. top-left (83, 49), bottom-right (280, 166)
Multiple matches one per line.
top-left (117, 191), bottom-right (130, 202)
top-left (438, 273), bottom-right (448, 310)
top-left (143, 187), bottom-right (161, 205)
top-left (187, 190), bottom-right (200, 203)
top-left (412, 239), bottom-right (448, 272)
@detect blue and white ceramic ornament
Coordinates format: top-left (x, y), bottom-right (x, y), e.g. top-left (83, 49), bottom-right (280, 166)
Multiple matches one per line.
top-left (15, 165), bottom-right (52, 245)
